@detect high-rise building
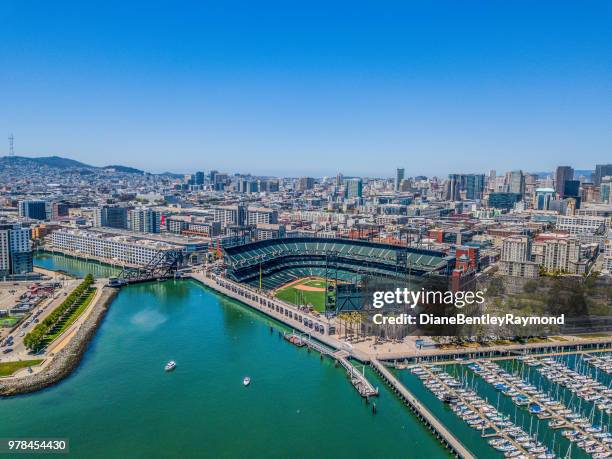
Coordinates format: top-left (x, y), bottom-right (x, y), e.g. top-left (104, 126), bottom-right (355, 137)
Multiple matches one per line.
top-left (343, 178), bottom-right (363, 199)
top-left (563, 180), bottom-right (580, 198)
top-left (335, 173), bottom-right (344, 187)
top-left (395, 168), bottom-right (405, 192)
top-left (465, 174), bottom-right (485, 200)
top-left (194, 171), bottom-right (205, 185)
top-left (555, 166), bottom-right (574, 198)
top-left (0, 223), bottom-right (32, 277)
top-left (213, 204), bottom-right (248, 226)
top-left (534, 188), bottom-right (555, 210)
top-left (600, 178), bottom-right (611, 204)
top-left (507, 170), bottom-right (525, 197)
top-left (447, 174), bottom-right (485, 200)
top-left (488, 192), bottom-right (522, 210)
top-left (94, 206), bottom-right (129, 229)
top-left (499, 235), bottom-right (539, 278)
top-left (18, 200), bottom-right (47, 220)
top-left (51, 202), bottom-right (70, 220)
top-left (594, 164), bottom-right (612, 186)
top-left (128, 208), bottom-right (161, 233)
top-left (246, 207), bottom-right (278, 225)
top-left (296, 177), bottom-right (315, 191)
top-left (533, 237), bottom-right (582, 274)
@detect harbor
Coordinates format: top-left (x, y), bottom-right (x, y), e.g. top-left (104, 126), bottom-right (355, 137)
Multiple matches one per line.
top-left (1, 253), bottom-right (610, 458)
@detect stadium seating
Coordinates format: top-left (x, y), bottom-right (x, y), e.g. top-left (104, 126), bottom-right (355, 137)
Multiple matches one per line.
top-left (224, 237), bottom-right (448, 290)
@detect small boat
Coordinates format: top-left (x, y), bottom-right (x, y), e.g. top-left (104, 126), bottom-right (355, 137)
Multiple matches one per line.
top-left (243, 376), bottom-right (251, 386)
top-left (165, 360), bottom-right (177, 371)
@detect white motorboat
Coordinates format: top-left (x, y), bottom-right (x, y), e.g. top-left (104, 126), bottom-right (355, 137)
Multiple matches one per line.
top-left (243, 376), bottom-right (251, 386)
top-left (165, 360), bottom-right (177, 371)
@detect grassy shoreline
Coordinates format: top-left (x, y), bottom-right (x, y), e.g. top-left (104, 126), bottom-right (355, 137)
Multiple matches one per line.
top-left (0, 360), bottom-right (43, 377)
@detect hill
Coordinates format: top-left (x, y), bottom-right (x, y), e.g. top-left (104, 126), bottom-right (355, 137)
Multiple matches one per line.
top-left (0, 155), bottom-right (144, 174)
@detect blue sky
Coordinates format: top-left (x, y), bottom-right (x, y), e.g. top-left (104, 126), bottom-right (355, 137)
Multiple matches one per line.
top-left (1, 1), bottom-right (610, 177)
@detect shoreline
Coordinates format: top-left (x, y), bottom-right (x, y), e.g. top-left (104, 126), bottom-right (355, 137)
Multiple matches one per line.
top-left (0, 286), bottom-right (118, 397)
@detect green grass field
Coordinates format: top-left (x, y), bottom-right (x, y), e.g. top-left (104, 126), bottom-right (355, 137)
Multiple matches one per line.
top-left (42, 288), bottom-right (97, 346)
top-left (0, 316), bottom-right (21, 327)
top-left (274, 278), bottom-right (331, 312)
top-left (0, 359), bottom-right (43, 377)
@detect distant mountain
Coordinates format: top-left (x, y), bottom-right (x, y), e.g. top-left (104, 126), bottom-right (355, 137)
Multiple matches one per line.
top-left (159, 171), bottom-right (185, 178)
top-left (29, 155), bottom-right (92, 169)
top-left (103, 164), bottom-right (144, 174)
top-left (0, 155), bottom-right (145, 174)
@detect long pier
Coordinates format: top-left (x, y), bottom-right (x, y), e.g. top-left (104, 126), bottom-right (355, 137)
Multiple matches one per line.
top-left (370, 360), bottom-right (475, 459)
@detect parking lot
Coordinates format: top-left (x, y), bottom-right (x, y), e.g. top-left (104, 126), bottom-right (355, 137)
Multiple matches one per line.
top-left (0, 278), bottom-right (80, 361)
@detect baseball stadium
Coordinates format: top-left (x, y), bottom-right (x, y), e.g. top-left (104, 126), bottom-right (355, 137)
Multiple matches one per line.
top-left (223, 237), bottom-right (450, 313)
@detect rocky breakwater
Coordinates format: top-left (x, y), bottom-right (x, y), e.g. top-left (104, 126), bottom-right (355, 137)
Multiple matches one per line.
top-left (0, 287), bottom-right (118, 396)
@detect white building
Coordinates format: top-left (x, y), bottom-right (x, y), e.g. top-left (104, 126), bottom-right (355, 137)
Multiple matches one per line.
top-left (50, 228), bottom-right (178, 266)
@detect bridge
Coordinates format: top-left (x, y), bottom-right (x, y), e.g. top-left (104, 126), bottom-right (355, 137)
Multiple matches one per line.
top-left (109, 249), bottom-right (184, 286)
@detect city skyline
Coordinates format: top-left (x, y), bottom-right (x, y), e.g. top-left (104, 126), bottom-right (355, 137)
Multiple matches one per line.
top-left (1, 1), bottom-right (611, 176)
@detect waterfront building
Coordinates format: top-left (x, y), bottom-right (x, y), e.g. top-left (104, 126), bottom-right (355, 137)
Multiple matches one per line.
top-left (49, 228), bottom-right (181, 266)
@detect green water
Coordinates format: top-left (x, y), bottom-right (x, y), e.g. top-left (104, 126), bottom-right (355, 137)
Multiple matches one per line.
top-left (34, 252), bottom-right (121, 279)
top-left (0, 254), bottom-right (452, 458)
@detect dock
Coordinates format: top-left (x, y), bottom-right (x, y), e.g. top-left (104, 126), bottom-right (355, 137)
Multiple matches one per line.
top-left (371, 360), bottom-right (475, 459)
top-left (416, 365), bottom-right (531, 455)
top-left (473, 360), bottom-right (611, 455)
top-left (285, 333), bottom-right (378, 398)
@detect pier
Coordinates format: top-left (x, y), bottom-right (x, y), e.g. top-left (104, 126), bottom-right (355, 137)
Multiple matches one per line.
top-left (371, 360), bottom-right (475, 459)
top-left (285, 333), bottom-right (378, 398)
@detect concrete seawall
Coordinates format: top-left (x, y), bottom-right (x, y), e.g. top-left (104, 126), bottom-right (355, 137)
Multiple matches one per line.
top-left (0, 287), bottom-right (118, 397)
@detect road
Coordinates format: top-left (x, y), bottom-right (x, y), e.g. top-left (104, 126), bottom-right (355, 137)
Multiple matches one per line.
top-left (0, 278), bottom-right (81, 363)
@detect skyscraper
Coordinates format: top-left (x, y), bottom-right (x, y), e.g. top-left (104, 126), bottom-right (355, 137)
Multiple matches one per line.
top-left (395, 168), bottom-right (405, 191)
top-left (508, 170), bottom-right (525, 197)
top-left (343, 178), bottom-right (363, 199)
top-left (594, 164), bottom-right (612, 186)
top-left (465, 174), bottom-right (485, 200)
top-left (555, 166), bottom-right (574, 198)
top-left (447, 174), bottom-right (485, 200)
